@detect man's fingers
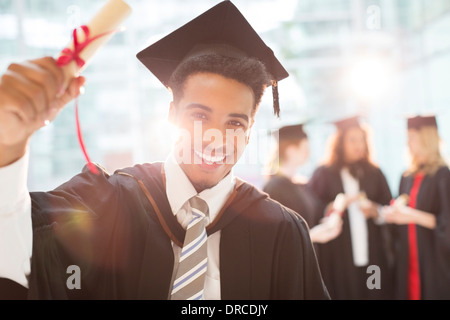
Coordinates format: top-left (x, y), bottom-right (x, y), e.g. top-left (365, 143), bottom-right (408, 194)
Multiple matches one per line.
top-left (7, 61), bottom-right (59, 113)
top-left (0, 57), bottom-right (85, 151)
top-left (47, 76), bottom-right (85, 122)
top-left (0, 71), bottom-right (44, 123)
top-left (0, 86), bottom-right (44, 146)
top-left (29, 56), bottom-right (65, 92)
top-left (57, 76), bottom-right (85, 105)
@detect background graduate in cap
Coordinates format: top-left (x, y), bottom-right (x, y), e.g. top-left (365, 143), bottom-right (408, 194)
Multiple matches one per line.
top-left (384, 114), bottom-right (450, 299)
top-left (262, 123), bottom-right (343, 244)
top-left (0, 1), bottom-right (329, 299)
top-left (307, 115), bottom-right (394, 299)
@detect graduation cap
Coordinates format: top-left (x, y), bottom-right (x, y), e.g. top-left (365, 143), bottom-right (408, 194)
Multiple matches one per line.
top-left (407, 115), bottom-right (438, 130)
top-left (332, 115), bottom-right (361, 131)
top-left (136, 0), bottom-right (289, 116)
top-left (277, 123), bottom-right (308, 141)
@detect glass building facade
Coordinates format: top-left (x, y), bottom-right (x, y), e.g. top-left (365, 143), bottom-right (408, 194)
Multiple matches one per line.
top-left (0, 0), bottom-right (449, 193)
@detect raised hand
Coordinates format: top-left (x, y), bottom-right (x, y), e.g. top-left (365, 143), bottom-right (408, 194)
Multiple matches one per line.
top-left (0, 56), bottom-right (85, 166)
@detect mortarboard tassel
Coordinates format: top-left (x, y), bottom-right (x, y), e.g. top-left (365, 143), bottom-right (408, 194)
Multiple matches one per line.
top-left (272, 80), bottom-right (280, 118)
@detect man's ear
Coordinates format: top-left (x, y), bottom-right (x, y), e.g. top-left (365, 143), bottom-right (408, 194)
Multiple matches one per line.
top-left (246, 118), bottom-right (255, 144)
top-left (168, 101), bottom-right (176, 125)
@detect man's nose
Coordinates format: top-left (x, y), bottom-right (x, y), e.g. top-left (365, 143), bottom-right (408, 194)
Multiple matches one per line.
top-left (200, 125), bottom-right (227, 153)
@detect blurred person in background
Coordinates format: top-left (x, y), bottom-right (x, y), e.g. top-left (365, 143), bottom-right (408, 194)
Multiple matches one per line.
top-left (384, 115), bottom-right (450, 300)
top-left (263, 123), bottom-right (343, 244)
top-left (307, 116), bottom-right (394, 299)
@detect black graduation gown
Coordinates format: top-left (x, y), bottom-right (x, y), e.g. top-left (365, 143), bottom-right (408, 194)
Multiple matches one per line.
top-left (391, 166), bottom-right (450, 300)
top-left (307, 163), bottom-right (394, 300)
top-left (262, 174), bottom-right (322, 227)
top-left (1, 162), bottom-right (329, 300)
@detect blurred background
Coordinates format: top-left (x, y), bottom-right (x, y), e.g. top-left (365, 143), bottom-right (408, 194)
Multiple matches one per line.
top-left (0, 0), bottom-right (449, 194)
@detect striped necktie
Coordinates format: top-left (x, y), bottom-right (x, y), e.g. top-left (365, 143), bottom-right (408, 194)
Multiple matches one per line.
top-left (171, 196), bottom-right (209, 300)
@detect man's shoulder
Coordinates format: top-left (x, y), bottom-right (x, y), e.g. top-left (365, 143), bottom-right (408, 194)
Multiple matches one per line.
top-left (112, 161), bottom-right (163, 177)
top-left (105, 162), bottom-right (164, 185)
top-left (88, 161), bottom-right (169, 215)
top-left (235, 180), bottom-right (308, 227)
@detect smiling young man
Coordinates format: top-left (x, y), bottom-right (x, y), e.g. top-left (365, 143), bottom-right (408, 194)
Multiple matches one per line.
top-left (0, 1), bottom-right (329, 300)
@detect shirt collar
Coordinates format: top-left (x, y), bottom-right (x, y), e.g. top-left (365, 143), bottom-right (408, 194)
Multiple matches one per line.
top-left (164, 152), bottom-right (235, 222)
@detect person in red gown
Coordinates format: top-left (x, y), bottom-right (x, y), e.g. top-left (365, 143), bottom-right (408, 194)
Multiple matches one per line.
top-left (384, 115), bottom-right (450, 300)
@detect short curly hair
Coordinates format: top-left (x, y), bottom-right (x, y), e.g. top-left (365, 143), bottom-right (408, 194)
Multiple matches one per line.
top-left (168, 54), bottom-right (271, 117)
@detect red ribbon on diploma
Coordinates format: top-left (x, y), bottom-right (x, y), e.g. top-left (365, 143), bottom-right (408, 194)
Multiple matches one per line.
top-left (56, 25), bottom-right (116, 175)
top-left (74, 98), bottom-right (99, 175)
top-left (57, 25), bottom-right (113, 68)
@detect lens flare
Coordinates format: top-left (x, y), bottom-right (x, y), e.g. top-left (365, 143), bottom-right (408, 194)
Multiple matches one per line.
top-left (344, 56), bottom-right (395, 102)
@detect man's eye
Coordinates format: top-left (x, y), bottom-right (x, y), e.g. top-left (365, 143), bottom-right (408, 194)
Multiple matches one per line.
top-left (192, 113), bottom-right (207, 120)
top-left (229, 120), bottom-right (243, 127)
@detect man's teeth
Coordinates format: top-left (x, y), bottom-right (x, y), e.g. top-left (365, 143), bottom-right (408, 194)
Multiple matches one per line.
top-left (194, 150), bottom-right (225, 164)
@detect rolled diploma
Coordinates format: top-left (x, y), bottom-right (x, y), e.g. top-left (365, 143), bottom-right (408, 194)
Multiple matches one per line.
top-left (58, 0), bottom-right (132, 88)
top-left (358, 191), bottom-right (371, 209)
top-left (333, 193), bottom-right (347, 213)
top-left (324, 193), bottom-right (346, 227)
top-left (323, 193), bottom-right (346, 229)
top-left (393, 194), bottom-right (409, 207)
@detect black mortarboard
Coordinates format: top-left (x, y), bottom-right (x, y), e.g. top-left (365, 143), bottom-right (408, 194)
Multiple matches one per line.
top-left (407, 115), bottom-right (438, 130)
top-left (332, 116), bottom-right (361, 130)
top-left (277, 124), bottom-right (308, 141)
top-left (136, 0), bottom-right (289, 116)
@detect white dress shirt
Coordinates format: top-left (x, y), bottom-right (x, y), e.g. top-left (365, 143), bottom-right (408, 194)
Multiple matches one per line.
top-left (340, 167), bottom-right (369, 267)
top-left (0, 150), bottom-right (235, 299)
top-left (0, 151), bottom-right (32, 288)
top-left (164, 153), bottom-right (235, 300)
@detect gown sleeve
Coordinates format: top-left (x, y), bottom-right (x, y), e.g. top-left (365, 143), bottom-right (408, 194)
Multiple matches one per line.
top-left (374, 167), bottom-right (393, 205)
top-left (434, 167), bottom-right (450, 260)
top-left (271, 207), bottom-right (330, 299)
top-left (307, 166), bottom-right (333, 225)
top-left (28, 164), bottom-right (140, 299)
